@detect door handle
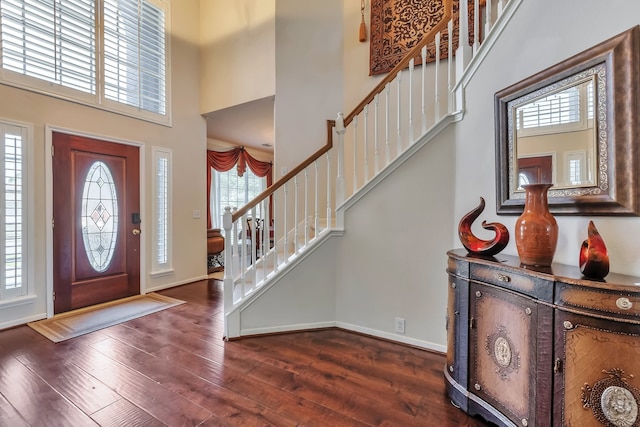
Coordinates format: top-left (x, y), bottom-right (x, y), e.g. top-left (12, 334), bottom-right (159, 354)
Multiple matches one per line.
top-left (132, 229), bottom-right (141, 235)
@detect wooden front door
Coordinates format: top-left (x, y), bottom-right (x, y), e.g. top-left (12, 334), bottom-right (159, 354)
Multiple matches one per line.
top-left (517, 155), bottom-right (553, 186)
top-left (52, 132), bottom-right (140, 314)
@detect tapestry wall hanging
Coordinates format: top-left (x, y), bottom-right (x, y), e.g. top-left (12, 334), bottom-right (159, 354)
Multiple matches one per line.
top-left (369, 0), bottom-right (482, 75)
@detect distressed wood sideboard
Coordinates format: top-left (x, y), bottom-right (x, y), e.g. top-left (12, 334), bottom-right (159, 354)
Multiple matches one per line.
top-left (445, 248), bottom-right (640, 427)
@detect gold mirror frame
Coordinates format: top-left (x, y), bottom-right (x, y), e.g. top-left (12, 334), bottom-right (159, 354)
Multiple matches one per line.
top-left (495, 26), bottom-right (640, 215)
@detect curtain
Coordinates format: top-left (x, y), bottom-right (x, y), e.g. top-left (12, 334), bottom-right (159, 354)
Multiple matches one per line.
top-left (207, 147), bottom-right (273, 229)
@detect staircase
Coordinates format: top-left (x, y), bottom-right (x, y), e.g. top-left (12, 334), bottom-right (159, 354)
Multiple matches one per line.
top-left (221, 0), bottom-right (523, 339)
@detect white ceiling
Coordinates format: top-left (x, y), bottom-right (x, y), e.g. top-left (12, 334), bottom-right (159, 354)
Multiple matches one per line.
top-left (204, 96), bottom-right (275, 153)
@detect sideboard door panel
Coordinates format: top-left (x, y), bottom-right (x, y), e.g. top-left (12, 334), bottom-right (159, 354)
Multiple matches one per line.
top-left (469, 282), bottom-right (537, 426)
top-left (554, 310), bottom-right (640, 427)
top-left (446, 273), bottom-right (469, 410)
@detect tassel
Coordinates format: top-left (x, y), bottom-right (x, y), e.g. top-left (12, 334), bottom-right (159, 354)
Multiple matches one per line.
top-left (359, 0), bottom-right (366, 42)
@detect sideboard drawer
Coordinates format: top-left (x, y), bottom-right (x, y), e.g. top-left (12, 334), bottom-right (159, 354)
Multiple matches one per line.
top-left (470, 264), bottom-right (554, 302)
top-left (556, 282), bottom-right (640, 319)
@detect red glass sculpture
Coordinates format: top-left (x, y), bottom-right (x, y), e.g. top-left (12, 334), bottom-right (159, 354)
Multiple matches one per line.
top-left (458, 197), bottom-right (509, 256)
top-left (579, 220), bottom-right (610, 279)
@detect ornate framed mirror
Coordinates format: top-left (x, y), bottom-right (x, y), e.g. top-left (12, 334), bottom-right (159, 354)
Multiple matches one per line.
top-left (495, 26), bottom-right (640, 215)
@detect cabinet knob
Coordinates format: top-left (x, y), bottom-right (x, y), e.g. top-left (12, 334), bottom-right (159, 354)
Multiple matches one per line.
top-left (521, 418), bottom-right (528, 427)
top-left (474, 383), bottom-right (481, 391)
top-left (496, 273), bottom-right (511, 282)
top-left (451, 282), bottom-right (456, 289)
top-left (475, 291), bottom-right (482, 298)
top-left (616, 297), bottom-right (633, 310)
top-left (563, 321), bottom-right (573, 330)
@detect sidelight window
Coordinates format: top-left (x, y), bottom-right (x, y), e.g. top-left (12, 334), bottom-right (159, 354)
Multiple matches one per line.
top-left (0, 121), bottom-right (30, 301)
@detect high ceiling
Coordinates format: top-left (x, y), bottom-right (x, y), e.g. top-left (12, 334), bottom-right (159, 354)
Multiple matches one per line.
top-left (204, 96), bottom-right (275, 153)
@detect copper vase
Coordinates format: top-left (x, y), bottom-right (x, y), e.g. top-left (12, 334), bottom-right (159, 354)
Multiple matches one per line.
top-left (515, 184), bottom-right (558, 266)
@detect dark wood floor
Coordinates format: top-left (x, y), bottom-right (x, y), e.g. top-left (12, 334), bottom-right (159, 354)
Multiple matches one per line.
top-left (0, 279), bottom-right (491, 426)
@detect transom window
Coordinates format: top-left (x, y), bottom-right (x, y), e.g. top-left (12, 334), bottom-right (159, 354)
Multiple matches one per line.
top-left (0, 0), bottom-right (169, 122)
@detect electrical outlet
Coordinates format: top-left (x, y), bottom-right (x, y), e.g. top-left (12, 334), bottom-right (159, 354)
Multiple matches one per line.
top-left (394, 317), bottom-right (405, 334)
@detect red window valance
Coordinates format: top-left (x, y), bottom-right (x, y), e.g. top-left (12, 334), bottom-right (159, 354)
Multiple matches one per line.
top-left (207, 147), bottom-right (273, 229)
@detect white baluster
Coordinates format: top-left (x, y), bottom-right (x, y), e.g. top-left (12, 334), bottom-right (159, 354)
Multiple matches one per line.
top-left (421, 46), bottom-right (427, 134)
top-left (396, 72), bottom-right (402, 153)
top-left (314, 160), bottom-right (319, 235)
top-left (498, 0), bottom-right (504, 16)
top-left (335, 113), bottom-right (346, 206)
top-left (272, 192), bottom-right (279, 271)
top-left (408, 58), bottom-right (414, 144)
top-left (222, 207), bottom-right (233, 310)
top-left (363, 104), bottom-right (369, 182)
top-left (294, 175), bottom-right (299, 255)
top-left (326, 152), bottom-right (331, 228)
top-left (448, 19), bottom-right (454, 113)
top-left (374, 94), bottom-right (380, 173)
top-left (473, 0), bottom-right (480, 54)
top-left (353, 115), bottom-right (358, 194)
top-left (385, 82), bottom-right (390, 164)
top-left (435, 31), bottom-right (441, 122)
top-left (283, 182), bottom-right (288, 262)
top-left (304, 167), bottom-right (309, 246)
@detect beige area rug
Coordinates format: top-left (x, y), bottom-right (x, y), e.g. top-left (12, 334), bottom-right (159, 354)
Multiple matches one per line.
top-left (28, 293), bottom-right (185, 343)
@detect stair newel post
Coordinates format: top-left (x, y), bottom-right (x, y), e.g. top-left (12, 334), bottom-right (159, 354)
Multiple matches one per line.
top-left (456, 0), bottom-right (471, 79)
top-left (485, 0), bottom-right (493, 34)
top-left (454, 0), bottom-right (469, 115)
top-left (222, 206), bottom-right (233, 313)
top-left (335, 113), bottom-right (346, 206)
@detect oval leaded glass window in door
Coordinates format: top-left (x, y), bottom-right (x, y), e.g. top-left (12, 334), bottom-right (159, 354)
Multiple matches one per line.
top-left (81, 161), bottom-right (119, 272)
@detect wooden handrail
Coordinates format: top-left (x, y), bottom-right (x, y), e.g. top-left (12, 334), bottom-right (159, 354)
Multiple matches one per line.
top-left (232, 119), bottom-right (336, 220)
top-left (231, 0), bottom-right (453, 222)
top-left (343, 1), bottom-right (453, 127)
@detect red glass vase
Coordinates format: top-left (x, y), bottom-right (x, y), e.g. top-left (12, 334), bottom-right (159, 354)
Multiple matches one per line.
top-left (515, 184), bottom-right (558, 267)
top-left (579, 221), bottom-right (609, 279)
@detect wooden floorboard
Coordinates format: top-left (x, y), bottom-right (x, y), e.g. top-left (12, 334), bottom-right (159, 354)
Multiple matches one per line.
top-left (0, 279), bottom-right (491, 426)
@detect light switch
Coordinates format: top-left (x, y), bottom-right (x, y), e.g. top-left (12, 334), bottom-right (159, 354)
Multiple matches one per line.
top-left (192, 210), bottom-right (201, 219)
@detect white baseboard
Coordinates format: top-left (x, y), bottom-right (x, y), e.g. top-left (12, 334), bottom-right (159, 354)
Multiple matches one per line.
top-left (239, 319), bottom-right (445, 353)
top-left (0, 312), bottom-right (47, 330)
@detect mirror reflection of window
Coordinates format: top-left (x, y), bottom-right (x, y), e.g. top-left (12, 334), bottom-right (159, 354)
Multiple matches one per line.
top-left (566, 151), bottom-right (588, 185)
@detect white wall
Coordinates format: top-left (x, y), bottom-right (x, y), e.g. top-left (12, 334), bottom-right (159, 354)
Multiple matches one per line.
top-left (274, 0), bottom-right (344, 174)
top-left (0, 0), bottom-right (207, 328)
top-left (199, 0), bottom-right (276, 114)
top-left (456, 0), bottom-right (640, 277)
top-left (330, 0), bottom-right (640, 350)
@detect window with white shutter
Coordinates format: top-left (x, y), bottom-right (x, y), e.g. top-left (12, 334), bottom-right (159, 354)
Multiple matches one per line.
top-left (0, 0), bottom-right (169, 122)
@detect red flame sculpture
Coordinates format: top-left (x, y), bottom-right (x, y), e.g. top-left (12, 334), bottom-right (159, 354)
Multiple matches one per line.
top-left (579, 220), bottom-right (610, 280)
top-left (458, 197), bottom-right (509, 256)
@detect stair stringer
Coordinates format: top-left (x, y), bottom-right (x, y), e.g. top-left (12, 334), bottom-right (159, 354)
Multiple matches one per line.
top-left (225, 111), bottom-right (462, 340)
